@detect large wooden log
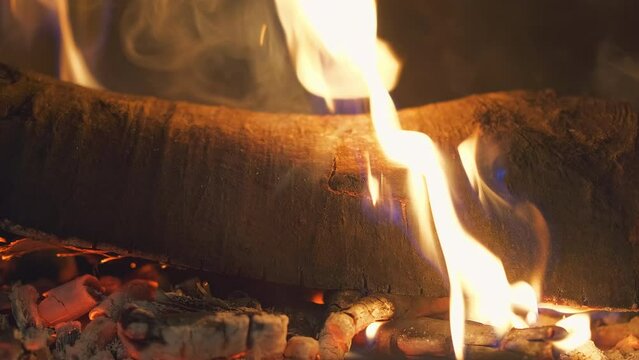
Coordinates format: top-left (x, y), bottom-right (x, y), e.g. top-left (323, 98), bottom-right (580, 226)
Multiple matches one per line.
top-left (0, 63), bottom-right (637, 306)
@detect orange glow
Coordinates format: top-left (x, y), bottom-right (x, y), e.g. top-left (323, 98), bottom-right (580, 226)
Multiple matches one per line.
top-left (99, 256), bottom-right (123, 264)
top-left (365, 321), bottom-right (384, 344)
top-left (310, 291), bottom-right (324, 305)
top-left (0, 237), bottom-right (6, 243)
top-left (129, 262), bottom-right (137, 269)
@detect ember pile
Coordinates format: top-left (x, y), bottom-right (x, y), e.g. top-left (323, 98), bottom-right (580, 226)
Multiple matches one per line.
top-left (0, 236), bottom-right (636, 360)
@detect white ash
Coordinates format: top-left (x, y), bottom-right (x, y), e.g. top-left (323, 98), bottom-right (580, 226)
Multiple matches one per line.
top-left (560, 340), bottom-right (608, 360)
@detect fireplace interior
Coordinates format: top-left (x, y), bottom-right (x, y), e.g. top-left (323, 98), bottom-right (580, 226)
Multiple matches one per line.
top-left (1, 1), bottom-right (639, 359)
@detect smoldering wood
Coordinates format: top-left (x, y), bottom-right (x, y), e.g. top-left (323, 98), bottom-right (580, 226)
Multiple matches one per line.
top-left (1, 63), bottom-right (638, 307)
top-left (9, 284), bottom-right (50, 353)
top-left (117, 300), bottom-right (288, 360)
top-left (374, 317), bottom-right (565, 359)
top-left (284, 336), bottom-right (320, 360)
top-left (318, 294), bottom-right (452, 359)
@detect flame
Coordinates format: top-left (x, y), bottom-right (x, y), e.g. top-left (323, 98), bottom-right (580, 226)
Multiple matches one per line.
top-left (553, 314), bottom-right (592, 352)
top-left (8, 0), bottom-right (101, 88)
top-left (365, 321), bottom-right (384, 344)
top-left (259, 24), bottom-right (268, 46)
top-left (276, 1), bottom-right (568, 359)
top-left (365, 152), bottom-right (380, 205)
top-left (53, 0), bottom-right (101, 88)
top-left (458, 134), bottom-right (550, 294)
top-left (310, 291), bottom-right (324, 305)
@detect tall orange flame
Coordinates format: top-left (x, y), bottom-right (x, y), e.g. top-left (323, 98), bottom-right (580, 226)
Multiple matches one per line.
top-left (275, 1), bottom-right (592, 358)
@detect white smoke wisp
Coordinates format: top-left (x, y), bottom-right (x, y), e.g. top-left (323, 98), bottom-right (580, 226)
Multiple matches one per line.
top-left (119, 0), bottom-right (311, 112)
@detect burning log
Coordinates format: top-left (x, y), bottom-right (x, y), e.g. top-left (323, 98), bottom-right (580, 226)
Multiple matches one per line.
top-left (0, 63), bottom-right (638, 306)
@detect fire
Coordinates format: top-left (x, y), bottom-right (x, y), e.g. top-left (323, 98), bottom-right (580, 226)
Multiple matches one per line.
top-left (365, 321), bottom-right (384, 344)
top-left (553, 314), bottom-right (592, 352)
top-left (8, 0), bottom-right (101, 88)
top-left (276, 0), bottom-right (590, 358)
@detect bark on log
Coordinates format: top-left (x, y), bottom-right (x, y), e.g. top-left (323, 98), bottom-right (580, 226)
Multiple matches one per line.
top-left (0, 63), bottom-right (638, 307)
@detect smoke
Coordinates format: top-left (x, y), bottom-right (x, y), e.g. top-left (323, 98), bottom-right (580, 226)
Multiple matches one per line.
top-left (119, 0), bottom-right (310, 112)
top-left (593, 41), bottom-right (639, 110)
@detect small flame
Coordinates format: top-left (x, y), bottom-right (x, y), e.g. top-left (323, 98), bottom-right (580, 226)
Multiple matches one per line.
top-left (8, 0), bottom-right (101, 88)
top-left (365, 152), bottom-right (380, 205)
top-left (53, 0), bottom-right (101, 88)
top-left (259, 24), bottom-right (268, 46)
top-left (365, 321), bottom-right (384, 344)
top-left (275, 0), bottom-right (400, 109)
top-left (554, 314), bottom-right (591, 352)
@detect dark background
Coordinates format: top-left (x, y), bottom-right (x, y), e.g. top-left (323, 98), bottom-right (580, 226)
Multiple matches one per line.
top-left (1, 0), bottom-right (639, 112)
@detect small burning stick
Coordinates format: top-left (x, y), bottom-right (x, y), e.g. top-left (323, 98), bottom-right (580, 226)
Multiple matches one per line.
top-left (318, 293), bottom-right (448, 359)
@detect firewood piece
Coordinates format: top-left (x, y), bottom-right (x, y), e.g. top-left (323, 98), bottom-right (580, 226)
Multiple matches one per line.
top-left (1, 63), bottom-right (638, 306)
top-left (248, 313), bottom-right (289, 360)
top-left (319, 295), bottom-right (396, 359)
top-left (284, 336), bottom-right (320, 360)
top-left (53, 321), bottom-right (81, 359)
top-left (318, 294), bottom-right (451, 359)
top-left (593, 317), bottom-right (639, 350)
top-left (117, 304), bottom-right (250, 360)
top-left (38, 275), bottom-right (104, 325)
top-left (0, 314), bottom-right (23, 360)
top-left (65, 317), bottom-right (118, 360)
top-left (324, 291), bottom-right (364, 313)
top-left (9, 284), bottom-right (49, 352)
top-left (614, 335), bottom-right (639, 353)
top-left (9, 284), bottom-right (43, 331)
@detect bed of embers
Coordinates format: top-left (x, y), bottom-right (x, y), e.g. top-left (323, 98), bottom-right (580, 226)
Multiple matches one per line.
top-left (0, 232), bottom-right (636, 360)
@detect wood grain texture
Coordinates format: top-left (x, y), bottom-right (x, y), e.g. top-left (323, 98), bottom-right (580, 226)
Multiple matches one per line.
top-left (0, 63), bottom-right (637, 306)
